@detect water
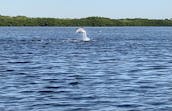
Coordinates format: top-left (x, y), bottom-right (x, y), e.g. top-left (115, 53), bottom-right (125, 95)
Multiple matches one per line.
top-left (0, 27), bottom-right (172, 111)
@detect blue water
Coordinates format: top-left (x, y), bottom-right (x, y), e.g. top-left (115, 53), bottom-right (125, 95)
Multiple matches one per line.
top-left (0, 27), bottom-right (172, 111)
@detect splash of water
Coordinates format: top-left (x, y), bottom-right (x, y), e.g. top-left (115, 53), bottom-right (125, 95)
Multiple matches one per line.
top-left (76, 28), bottom-right (90, 42)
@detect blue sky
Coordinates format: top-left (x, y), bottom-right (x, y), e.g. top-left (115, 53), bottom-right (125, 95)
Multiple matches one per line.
top-left (0, 0), bottom-right (171, 19)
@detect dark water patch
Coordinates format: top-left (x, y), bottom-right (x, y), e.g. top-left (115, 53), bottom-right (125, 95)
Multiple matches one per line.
top-left (38, 90), bottom-right (57, 94)
top-left (20, 90), bottom-right (36, 94)
top-left (67, 74), bottom-right (83, 79)
top-left (56, 90), bottom-right (70, 93)
top-left (139, 85), bottom-right (157, 89)
top-left (69, 81), bottom-right (79, 85)
top-left (69, 95), bottom-right (97, 100)
top-left (148, 101), bottom-right (167, 106)
top-left (44, 86), bottom-right (61, 89)
top-left (116, 103), bottom-right (142, 108)
top-left (128, 69), bottom-right (143, 73)
top-left (5, 69), bottom-right (15, 72)
top-left (146, 65), bottom-right (170, 70)
top-left (135, 80), bottom-right (155, 84)
top-left (7, 61), bottom-right (32, 64)
top-left (68, 108), bottom-right (91, 111)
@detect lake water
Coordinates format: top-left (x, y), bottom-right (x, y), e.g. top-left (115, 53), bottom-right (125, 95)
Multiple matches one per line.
top-left (0, 27), bottom-right (172, 111)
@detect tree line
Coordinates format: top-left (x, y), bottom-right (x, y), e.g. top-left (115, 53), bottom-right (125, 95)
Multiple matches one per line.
top-left (0, 15), bottom-right (172, 26)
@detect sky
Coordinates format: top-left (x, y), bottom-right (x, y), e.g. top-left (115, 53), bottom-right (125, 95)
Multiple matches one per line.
top-left (0, 0), bottom-right (171, 19)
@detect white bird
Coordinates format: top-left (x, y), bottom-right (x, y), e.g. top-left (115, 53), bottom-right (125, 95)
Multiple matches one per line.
top-left (76, 28), bottom-right (90, 42)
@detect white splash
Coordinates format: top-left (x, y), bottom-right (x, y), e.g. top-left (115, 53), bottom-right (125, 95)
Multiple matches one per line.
top-left (76, 28), bottom-right (90, 42)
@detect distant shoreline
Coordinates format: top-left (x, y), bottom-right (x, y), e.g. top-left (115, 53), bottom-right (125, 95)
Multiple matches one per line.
top-left (0, 15), bottom-right (172, 26)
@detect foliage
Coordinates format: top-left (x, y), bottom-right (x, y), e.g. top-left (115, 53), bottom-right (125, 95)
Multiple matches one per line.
top-left (0, 15), bottom-right (172, 26)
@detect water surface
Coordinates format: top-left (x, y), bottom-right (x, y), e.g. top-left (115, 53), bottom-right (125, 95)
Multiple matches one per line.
top-left (0, 27), bottom-right (172, 111)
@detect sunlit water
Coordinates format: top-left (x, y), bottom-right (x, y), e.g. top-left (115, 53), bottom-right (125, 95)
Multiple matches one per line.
top-left (0, 27), bottom-right (172, 111)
